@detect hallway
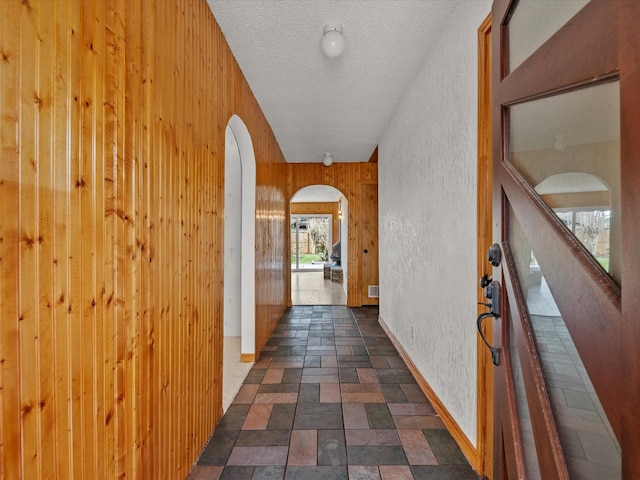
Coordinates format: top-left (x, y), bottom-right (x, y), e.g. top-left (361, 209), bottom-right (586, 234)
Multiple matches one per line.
top-left (189, 306), bottom-right (478, 480)
top-left (291, 271), bottom-right (347, 306)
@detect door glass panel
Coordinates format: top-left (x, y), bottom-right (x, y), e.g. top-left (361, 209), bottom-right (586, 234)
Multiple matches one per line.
top-left (508, 207), bottom-right (621, 479)
top-left (291, 215), bottom-right (331, 271)
top-left (508, 0), bottom-right (590, 73)
top-left (509, 81), bottom-right (620, 284)
top-left (508, 313), bottom-right (542, 479)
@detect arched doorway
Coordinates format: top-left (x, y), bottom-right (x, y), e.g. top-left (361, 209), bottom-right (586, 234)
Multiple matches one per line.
top-left (290, 185), bottom-right (348, 306)
top-left (222, 115), bottom-right (256, 410)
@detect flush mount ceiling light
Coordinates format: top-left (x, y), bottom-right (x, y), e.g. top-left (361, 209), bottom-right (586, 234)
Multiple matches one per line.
top-left (553, 134), bottom-right (567, 152)
top-left (323, 152), bottom-right (334, 166)
top-left (321, 24), bottom-right (345, 59)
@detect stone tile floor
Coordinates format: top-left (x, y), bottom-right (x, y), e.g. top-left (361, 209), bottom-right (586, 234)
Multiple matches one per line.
top-left (189, 306), bottom-right (479, 480)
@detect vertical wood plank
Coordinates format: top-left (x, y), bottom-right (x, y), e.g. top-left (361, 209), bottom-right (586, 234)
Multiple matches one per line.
top-left (123, 0), bottom-right (142, 476)
top-left (1, 0), bottom-right (292, 477)
top-left (66, 2), bottom-right (84, 477)
top-left (92, 1), bottom-right (107, 477)
top-left (0, 0), bottom-right (22, 477)
top-left (17, 2), bottom-right (40, 477)
top-left (51, 2), bottom-right (72, 478)
top-left (103, 1), bottom-right (118, 476)
top-left (35, 1), bottom-right (57, 478)
top-left (79, 2), bottom-right (97, 478)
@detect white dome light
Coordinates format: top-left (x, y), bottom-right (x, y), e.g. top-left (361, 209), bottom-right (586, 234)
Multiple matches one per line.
top-left (323, 152), bottom-right (334, 166)
top-left (321, 25), bottom-right (344, 59)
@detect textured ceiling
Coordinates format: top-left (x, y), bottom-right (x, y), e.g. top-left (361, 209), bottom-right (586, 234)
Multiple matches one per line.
top-left (206, 0), bottom-right (460, 163)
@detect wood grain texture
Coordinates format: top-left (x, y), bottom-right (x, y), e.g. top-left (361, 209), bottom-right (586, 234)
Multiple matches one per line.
top-left (359, 183), bottom-right (379, 306)
top-left (0, 0), bottom-right (287, 478)
top-left (476, 13), bottom-right (493, 480)
top-left (288, 163), bottom-right (378, 307)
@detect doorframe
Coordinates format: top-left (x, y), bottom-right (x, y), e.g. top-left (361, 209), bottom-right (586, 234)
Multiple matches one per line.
top-left (290, 214), bottom-right (332, 272)
top-left (225, 115), bottom-right (257, 363)
top-left (476, 12), bottom-right (493, 480)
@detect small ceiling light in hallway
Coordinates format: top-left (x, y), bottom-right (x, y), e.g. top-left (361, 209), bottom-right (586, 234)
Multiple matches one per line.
top-left (323, 152), bottom-right (334, 166)
top-left (321, 24), bottom-right (344, 59)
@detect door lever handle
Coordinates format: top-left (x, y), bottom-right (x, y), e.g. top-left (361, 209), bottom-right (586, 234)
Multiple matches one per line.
top-left (477, 280), bottom-right (501, 366)
top-left (478, 312), bottom-right (500, 366)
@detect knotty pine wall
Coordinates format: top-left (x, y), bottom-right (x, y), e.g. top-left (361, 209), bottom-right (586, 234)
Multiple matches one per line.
top-left (287, 163), bottom-right (378, 307)
top-left (0, 1), bottom-right (287, 479)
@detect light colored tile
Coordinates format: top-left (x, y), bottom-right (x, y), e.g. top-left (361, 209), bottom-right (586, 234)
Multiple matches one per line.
top-left (292, 271), bottom-right (346, 306)
top-left (223, 337), bottom-right (255, 412)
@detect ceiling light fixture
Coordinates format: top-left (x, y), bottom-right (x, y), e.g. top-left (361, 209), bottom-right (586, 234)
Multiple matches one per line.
top-left (553, 134), bottom-right (567, 152)
top-left (323, 152), bottom-right (334, 166)
top-left (321, 24), bottom-right (345, 59)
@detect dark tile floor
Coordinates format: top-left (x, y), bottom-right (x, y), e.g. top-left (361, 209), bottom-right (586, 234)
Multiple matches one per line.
top-left (189, 306), bottom-right (479, 480)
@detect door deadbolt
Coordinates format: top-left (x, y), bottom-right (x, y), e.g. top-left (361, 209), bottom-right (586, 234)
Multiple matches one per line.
top-left (487, 243), bottom-right (501, 267)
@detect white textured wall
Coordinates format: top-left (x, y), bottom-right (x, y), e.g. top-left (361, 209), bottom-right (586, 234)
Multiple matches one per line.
top-left (378, 1), bottom-right (490, 446)
top-left (224, 125), bottom-right (242, 337)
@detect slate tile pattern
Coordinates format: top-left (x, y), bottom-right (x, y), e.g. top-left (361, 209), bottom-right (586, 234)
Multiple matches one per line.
top-left (190, 306), bottom-right (479, 480)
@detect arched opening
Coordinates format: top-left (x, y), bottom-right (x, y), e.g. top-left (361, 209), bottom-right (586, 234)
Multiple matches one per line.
top-left (290, 185), bottom-right (348, 306)
top-left (535, 172), bottom-right (614, 276)
top-left (222, 115), bottom-right (256, 411)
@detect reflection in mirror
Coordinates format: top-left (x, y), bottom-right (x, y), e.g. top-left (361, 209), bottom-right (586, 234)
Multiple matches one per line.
top-left (508, 208), bottom-right (621, 479)
top-left (508, 0), bottom-right (590, 73)
top-left (509, 81), bottom-right (620, 284)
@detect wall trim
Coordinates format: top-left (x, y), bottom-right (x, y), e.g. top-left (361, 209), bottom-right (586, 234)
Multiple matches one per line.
top-left (378, 315), bottom-right (480, 473)
top-left (240, 353), bottom-right (256, 363)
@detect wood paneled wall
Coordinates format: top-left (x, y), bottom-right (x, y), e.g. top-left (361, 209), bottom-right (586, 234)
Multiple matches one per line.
top-left (0, 1), bottom-right (287, 478)
top-left (290, 202), bottom-right (340, 243)
top-left (288, 163), bottom-right (378, 307)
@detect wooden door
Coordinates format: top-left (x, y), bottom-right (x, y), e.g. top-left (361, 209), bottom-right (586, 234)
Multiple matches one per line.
top-left (490, 1), bottom-right (640, 478)
top-left (360, 182), bottom-right (379, 305)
